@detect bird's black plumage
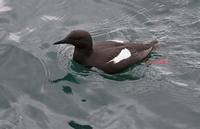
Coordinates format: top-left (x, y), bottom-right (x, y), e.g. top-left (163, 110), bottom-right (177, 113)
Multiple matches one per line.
top-left (54, 30), bottom-right (158, 74)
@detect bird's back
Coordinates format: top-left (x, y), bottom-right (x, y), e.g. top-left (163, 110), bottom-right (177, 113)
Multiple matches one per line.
top-left (83, 40), bottom-right (158, 73)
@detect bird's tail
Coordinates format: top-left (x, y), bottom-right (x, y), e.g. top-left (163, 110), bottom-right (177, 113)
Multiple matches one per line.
top-left (146, 39), bottom-right (159, 50)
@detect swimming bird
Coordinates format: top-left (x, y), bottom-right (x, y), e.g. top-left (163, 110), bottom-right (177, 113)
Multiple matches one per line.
top-left (53, 30), bottom-right (158, 74)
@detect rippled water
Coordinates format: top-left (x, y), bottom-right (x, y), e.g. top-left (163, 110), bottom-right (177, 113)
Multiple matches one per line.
top-left (0, 0), bottom-right (200, 129)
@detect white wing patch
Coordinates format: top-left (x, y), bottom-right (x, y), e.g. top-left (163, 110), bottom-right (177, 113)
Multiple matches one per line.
top-left (108, 48), bottom-right (131, 64)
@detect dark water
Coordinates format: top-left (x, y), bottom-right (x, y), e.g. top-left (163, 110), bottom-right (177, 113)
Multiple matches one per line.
top-left (0, 0), bottom-right (200, 129)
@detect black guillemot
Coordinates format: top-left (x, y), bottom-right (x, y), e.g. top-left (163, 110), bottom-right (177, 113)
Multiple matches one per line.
top-left (53, 30), bottom-right (158, 74)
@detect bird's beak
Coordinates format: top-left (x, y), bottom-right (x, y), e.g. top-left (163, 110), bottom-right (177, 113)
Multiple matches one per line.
top-left (53, 39), bottom-right (67, 45)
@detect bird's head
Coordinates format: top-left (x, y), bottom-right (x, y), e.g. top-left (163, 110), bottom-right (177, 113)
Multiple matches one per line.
top-left (53, 30), bottom-right (93, 50)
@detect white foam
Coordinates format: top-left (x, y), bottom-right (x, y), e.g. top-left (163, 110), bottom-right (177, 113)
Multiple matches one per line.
top-left (9, 33), bottom-right (21, 43)
top-left (0, 0), bottom-right (12, 13)
top-left (41, 15), bottom-right (62, 21)
top-left (153, 66), bottom-right (173, 75)
top-left (170, 80), bottom-right (188, 87)
top-left (8, 27), bottom-right (35, 43)
top-left (108, 48), bottom-right (131, 64)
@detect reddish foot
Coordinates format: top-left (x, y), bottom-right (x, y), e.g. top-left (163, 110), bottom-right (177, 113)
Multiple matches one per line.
top-left (147, 58), bottom-right (169, 65)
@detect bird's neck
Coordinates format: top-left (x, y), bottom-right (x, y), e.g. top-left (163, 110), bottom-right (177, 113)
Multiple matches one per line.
top-left (73, 47), bottom-right (93, 64)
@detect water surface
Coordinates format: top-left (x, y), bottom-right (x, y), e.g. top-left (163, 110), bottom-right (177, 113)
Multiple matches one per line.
top-left (0, 0), bottom-right (200, 129)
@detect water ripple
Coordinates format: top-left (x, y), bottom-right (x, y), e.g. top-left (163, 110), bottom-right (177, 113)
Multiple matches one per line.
top-left (1, 0), bottom-right (200, 129)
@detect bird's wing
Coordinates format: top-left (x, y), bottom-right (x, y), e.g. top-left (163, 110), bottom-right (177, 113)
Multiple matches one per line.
top-left (100, 47), bottom-right (153, 74)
